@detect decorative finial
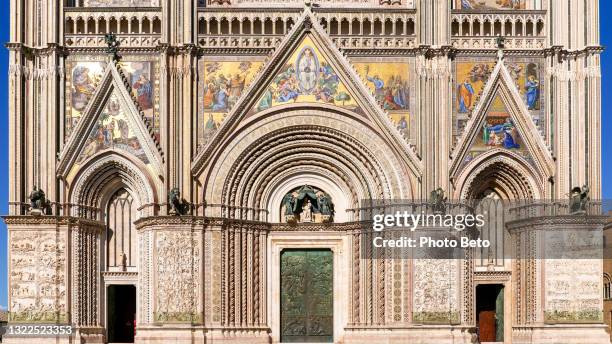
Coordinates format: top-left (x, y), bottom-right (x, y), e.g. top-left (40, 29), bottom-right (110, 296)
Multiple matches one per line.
top-left (104, 33), bottom-right (120, 61)
top-left (304, 0), bottom-right (318, 10)
top-left (496, 35), bottom-right (505, 60)
top-left (303, 16), bottom-right (313, 31)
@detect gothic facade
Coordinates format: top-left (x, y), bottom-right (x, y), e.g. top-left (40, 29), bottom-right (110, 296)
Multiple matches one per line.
top-left (3, 0), bottom-right (609, 343)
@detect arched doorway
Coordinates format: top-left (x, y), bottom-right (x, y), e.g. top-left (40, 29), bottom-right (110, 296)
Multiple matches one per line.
top-left (198, 106), bottom-right (417, 341)
top-left (69, 153), bottom-right (158, 343)
top-left (455, 154), bottom-right (542, 344)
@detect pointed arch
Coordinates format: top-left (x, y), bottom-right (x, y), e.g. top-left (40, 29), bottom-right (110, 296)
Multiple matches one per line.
top-left (70, 152), bottom-right (158, 219)
top-left (454, 149), bottom-right (543, 200)
top-left (199, 105), bottom-right (416, 222)
top-left (450, 58), bottom-right (553, 186)
top-left (58, 60), bottom-right (163, 178)
top-left (192, 8), bottom-right (422, 179)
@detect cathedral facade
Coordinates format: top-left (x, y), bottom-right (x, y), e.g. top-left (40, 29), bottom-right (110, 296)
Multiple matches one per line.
top-left (3, 0), bottom-right (609, 343)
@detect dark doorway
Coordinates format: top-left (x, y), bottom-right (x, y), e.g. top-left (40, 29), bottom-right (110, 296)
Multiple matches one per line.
top-left (280, 249), bottom-right (333, 343)
top-left (107, 285), bottom-right (136, 343)
top-left (476, 284), bottom-right (504, 343)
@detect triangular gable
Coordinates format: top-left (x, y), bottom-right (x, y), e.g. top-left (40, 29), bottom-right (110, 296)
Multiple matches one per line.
top-left (57, 60), bottom-right (164, 177)
top-left (192, 8), bottom-right (422, 176)
top-left (450, 58), bottom-right (553, 179)
top-left (249, 35), bottom-right (362, 113)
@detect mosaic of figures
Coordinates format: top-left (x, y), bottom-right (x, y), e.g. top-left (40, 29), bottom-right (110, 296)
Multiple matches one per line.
top-left (65, 59), bottom-right (160, 141)
top-left (461, 94), bottom-right (535, 170)
top-left (195, 49), bottom-right (417, 149)
top-left (354, 62), bottom-right (412, 139)
top-left (122, 61), bottom-right (160, 141)
top-left (66, 61), bottom-right (106, 140)
top-left (83, 0), bottom-right (159, 6)
top-left (455, 0), bottom-right (526, 10)
top-left (197, 59), bottom-right (263, 149)
top-left (78, 91), bottom-right (149, 165)
top-left (10, 232), bottom-right (67, 322)
top-left (453, 59), bottom-right (545, 144)
top-left (252, 37), bottom-right (360, 114)
top-left (504, 60), bottom-right (545, 136)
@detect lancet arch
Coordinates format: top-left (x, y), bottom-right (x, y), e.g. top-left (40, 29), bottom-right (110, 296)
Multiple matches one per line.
top-left (454, 149), bottom-right (542, 200)
top-left (69, 152), bottom-right (158, 219)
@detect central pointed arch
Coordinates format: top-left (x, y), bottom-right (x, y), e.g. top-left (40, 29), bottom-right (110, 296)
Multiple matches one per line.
top-left (198, 104), bottom-right (415, 222)
top-left (192, 7), bottom-right (422, 179)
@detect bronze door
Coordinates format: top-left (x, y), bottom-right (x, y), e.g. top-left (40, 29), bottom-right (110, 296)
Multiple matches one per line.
top-left (280, 249), bottom-right (333, 343)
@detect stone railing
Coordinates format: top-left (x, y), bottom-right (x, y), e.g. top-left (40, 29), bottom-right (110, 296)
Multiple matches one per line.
top-left (65, 33), bottom-right (161, 48)
top-left (195, 9), bottom-right (416, 49)
top-left (507, 200), bottom-right (604, 221)
top-left (197, 34), bottom-right (285, 48)
top-left (331, 35), bottom-right (417, 49)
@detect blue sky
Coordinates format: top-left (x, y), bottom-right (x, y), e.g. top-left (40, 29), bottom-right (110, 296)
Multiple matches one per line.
top-left (0, 3), bottom-right (611, 309)
top-left (0, 0), bottom-right (9, 309)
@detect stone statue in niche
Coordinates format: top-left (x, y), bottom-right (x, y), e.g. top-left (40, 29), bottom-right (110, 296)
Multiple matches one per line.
top-left (317, 193), bottom-right (334, 222)
top-left (28, 186), bottom-right (49, 215)
top-left (569, 185), bottom-right (589, 214)
top-left (301, 199), bottom-right (313, 222)
top-left (283, 193), bottom-right (297, 223)
top-left (282, 185), bottom-right (334, 224)
top-left (168, 188), bottom-right (188, 215)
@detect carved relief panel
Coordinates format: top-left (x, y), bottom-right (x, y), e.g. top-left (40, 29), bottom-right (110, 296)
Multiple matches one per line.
top-left (9, 230), bottom-right (67, 322)
top-left (154, 231), bottom-right (202, 323)
top-left (544, 230), bottom-right (602, 323)
top-left (412, 259), bottom-right (460, 324)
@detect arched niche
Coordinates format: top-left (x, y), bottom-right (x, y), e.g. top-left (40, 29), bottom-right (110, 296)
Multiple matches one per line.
top-left (267, 175), bottom-right (350, 224)
top-left (199, 105), bottom-right (416, 221)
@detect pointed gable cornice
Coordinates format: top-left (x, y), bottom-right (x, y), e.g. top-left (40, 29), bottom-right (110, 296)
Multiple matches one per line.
top-left (449, 57), bottom-right (554, 179)
top-left (57, 60), bottom-right (164, 178)
top-left (191, 8), bottom-right (422, 177)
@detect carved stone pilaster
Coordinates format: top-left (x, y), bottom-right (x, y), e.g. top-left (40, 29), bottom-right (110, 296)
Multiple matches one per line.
top-left (70, 219), bottom-right (105, 330)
